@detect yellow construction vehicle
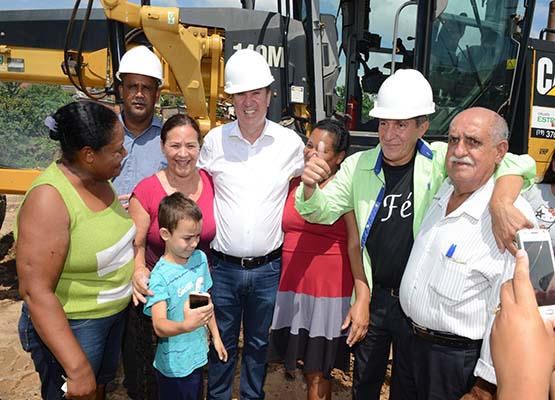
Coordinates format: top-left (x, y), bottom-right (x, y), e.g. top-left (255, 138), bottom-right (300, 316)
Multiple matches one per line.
top-left (0, 0), bottom-right (226, 195)
top-left (0, 0), bottom-right (337, 197)
top-left (1, 0), bottom-right (555, 196)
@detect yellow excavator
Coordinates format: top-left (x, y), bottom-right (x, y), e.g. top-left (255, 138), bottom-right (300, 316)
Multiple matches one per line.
top-left (1, 0), bottom-right (555, 196)
top-left (0, 0), bottom-right (228, 195)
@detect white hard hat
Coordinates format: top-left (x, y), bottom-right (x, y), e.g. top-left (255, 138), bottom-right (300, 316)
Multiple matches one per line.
top-left (116, 45), bottom-right (164, 86)
top-left (369, 69), bottom-right (435, 120)
top-left (224, 49), bottom-right (275, 94)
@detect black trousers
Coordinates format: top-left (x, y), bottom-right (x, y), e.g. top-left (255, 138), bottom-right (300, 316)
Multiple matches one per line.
top-left (122, 303), bottom-right (159, 400)
top-left (399, 333), bottom-right (481, 400)
top-left (352, 286), bottom-right (414, 400)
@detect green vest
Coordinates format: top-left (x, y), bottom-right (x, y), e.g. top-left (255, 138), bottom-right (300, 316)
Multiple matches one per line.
top-left (17, 162), bottom-right (135, 319)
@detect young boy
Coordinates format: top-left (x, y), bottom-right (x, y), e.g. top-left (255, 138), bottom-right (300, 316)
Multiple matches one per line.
top-left (144, 192), bottom-right (227, 399)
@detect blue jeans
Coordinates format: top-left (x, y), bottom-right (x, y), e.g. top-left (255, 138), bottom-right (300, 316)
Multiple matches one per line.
top-left (207, 257), bottom-right (281, 400)
top-left (18, 303), bottom-right (127, 400)
top-left (156, 367), bottom-right (203, 400)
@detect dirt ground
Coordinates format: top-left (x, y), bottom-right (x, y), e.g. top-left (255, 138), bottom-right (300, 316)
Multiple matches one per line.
top-left (0, 195), bottom-right (390, 399)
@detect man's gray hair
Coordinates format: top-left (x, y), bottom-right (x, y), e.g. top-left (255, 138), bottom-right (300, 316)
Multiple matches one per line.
top-left (490, 113), bottom-right (509, 142)
top-left (414, 115), bottom-right (428, 127)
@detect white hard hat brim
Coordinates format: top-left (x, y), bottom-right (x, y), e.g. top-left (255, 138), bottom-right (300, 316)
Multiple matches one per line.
top-left (369, 105), bottom-right (436, 120)
top-left (116, 71), bottom-right (164, 87)
top-left (224, 76), bottom-right (275, 94)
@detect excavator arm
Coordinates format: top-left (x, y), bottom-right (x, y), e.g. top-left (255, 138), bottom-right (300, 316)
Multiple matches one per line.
top-left (0, 0), bottom-right (225, 133)
top-left (0, 0), bottom-right (337, 196)
top-left (101, 0), bottom-right (224, 133)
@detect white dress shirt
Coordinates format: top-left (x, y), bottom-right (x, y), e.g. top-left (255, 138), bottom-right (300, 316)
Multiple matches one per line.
top-left (400, 177), bottom-right (536, 384)
top-left (198, 119), bottom-right (304, 257)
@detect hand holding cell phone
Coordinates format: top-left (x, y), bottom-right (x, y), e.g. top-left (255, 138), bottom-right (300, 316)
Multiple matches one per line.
top-left (182, 292), bottom-right (213, 332)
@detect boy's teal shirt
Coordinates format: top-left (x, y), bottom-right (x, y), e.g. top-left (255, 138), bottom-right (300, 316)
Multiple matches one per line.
top-left (295, 139), bottom-right (536, 291)
top-left (144, 249), bottom-right (212, 378)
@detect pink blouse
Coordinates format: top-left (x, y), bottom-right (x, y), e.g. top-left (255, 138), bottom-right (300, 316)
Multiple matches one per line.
top-left (132, 169), bottom-right (216, 269)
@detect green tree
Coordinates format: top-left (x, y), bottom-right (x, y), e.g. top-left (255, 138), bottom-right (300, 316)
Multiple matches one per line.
top-left (160, 93), bottom-right (184, 108)
top-left (336, 85), bottom-right (345, 113)
top-left (0, 83), bottom-right (73, 169)
top-left (0, 82), bottom-right (20, 97)
top-left (335, 85), bottom-right (374, 124)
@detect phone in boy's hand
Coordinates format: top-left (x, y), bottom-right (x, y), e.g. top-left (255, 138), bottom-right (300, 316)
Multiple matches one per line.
top-left (189, 292), bottom-right (210, 309)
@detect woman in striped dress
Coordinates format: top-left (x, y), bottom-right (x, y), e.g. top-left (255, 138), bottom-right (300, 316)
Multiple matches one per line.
top-left (268, 119), bottom-right (369, 399)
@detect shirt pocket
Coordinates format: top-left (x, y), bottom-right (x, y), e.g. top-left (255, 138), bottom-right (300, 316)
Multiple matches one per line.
top-left (429, 255), bottom-right (470, 304)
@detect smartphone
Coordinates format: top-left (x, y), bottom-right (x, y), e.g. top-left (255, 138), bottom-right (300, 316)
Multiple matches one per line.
top-left (516, 228), bottom-right (555, 318)
top-left (189, 292), bottom-right (210, 309)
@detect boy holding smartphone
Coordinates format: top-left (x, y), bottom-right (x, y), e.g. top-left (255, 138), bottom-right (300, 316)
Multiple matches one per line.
top-left (144, 192), bottom-right (227, 399)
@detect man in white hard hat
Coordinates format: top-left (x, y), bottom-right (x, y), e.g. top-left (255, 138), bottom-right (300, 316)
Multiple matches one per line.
top-left (198, 49), bottom-right (304, 399)
top-left (399, 107), bottom-right (536, 399)
top-left (112, 45), bottom-right (166, 204)
top-left (114, 45), bottom-right (166, 400)
top-left (295, 69), bottom-right (535, 400)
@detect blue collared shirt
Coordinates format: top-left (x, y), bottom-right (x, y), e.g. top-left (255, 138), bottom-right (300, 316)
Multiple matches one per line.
top-left (112, 114), bottom-right (167, 196)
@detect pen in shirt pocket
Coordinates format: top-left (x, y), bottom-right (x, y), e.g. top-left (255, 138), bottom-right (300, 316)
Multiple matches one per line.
top-left (446, 243), bottom-right (456, 258)
top-left (445, 243), bottom-right (466, 264)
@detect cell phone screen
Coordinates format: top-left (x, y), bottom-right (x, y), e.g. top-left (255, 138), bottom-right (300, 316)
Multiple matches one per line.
top-left (189, 294), bottom-right (210, 309)
top-left (522, 240), bottom-right (555, 306)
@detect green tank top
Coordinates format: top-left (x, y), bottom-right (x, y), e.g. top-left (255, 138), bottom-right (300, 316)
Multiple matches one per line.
top-left (16, 162), bottom-right (135, 319)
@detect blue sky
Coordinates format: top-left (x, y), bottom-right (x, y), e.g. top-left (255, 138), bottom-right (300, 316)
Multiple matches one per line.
top-left (1, 0), bottom-right (550, 38)
top-left (533, 0), bottom-right (550, 37)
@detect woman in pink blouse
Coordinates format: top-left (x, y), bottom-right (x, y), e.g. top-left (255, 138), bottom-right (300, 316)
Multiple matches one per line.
top-left (129, 114), bottom-right (215, 283)
top-left (127, 114), bottom-right (216, 399)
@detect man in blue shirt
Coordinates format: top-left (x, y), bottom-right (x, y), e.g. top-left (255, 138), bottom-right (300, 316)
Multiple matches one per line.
top-left (112, 45), bottom-right (167, 204)
top-left (114, 45), bottom-right (167, 400)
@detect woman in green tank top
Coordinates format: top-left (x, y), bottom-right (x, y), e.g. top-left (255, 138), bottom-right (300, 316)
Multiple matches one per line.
top-left (16, 101), bottom-right (135, 399)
